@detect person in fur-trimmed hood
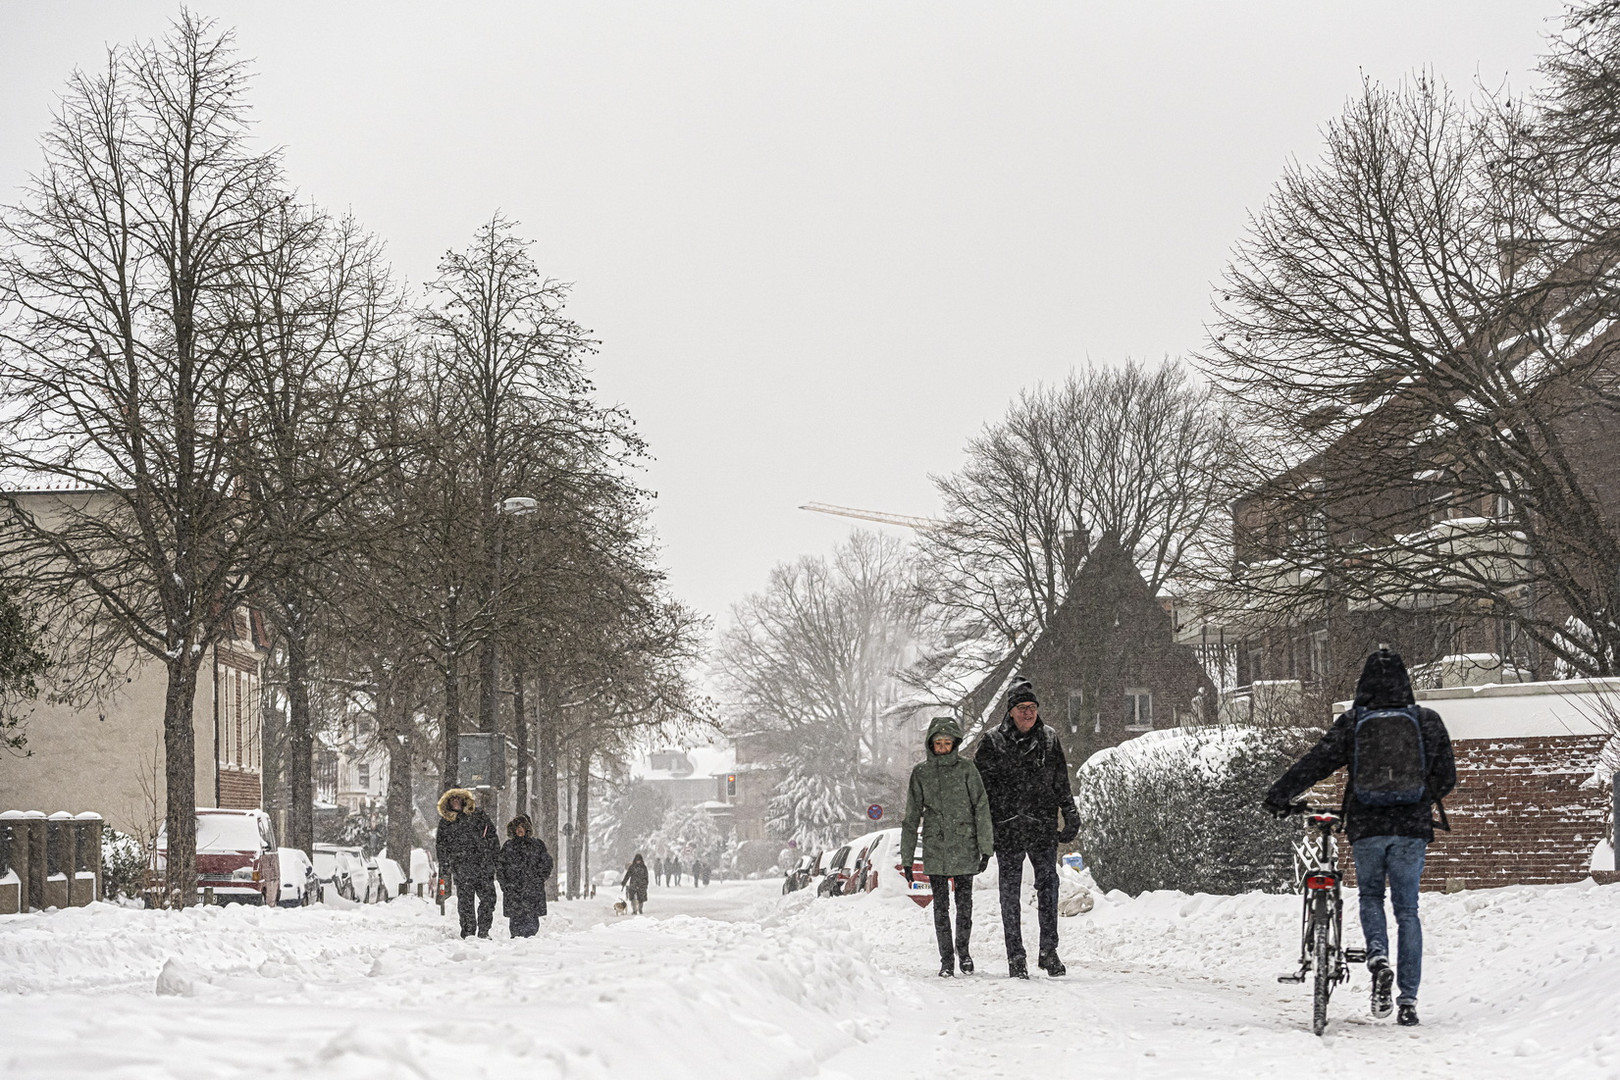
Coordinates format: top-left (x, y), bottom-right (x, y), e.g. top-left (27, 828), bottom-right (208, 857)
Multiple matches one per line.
top-left (497, 814), bottom-right (553, 938)
top-left (435, 788), bottom-right (500, 938)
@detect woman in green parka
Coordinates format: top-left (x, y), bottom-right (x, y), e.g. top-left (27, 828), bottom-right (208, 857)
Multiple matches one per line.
top-left (900, 716), bottom-right (996, 977)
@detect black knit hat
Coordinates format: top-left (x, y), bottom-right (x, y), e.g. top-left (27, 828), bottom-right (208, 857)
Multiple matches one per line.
top-left (1005, 676), bottom-right (1039, 712)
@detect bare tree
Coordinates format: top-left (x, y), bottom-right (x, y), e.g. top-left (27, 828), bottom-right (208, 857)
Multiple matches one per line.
top-left (918, 360), bottom-right (1233, 657)
top-left (0, 15), bottom-right (284, 904)
top-left (1201, 61), bottom-right (1620, 678)
top-left (715, 530), bottom-right (920, 848)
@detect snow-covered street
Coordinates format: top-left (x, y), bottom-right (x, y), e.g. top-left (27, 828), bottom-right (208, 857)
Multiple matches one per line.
top-left (5, 877), bottom-right (1620, 1079)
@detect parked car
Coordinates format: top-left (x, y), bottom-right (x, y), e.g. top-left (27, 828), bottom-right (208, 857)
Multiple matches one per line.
top-left (782, 854), bottom-right (815, 894)
top-left (156, 809), bottom-right (281, 906)
top-left (311, 844), bottom-right (381, 903)
top-left (819, 827), bottom-right (931, 907)
top-left (816, 844), bottom-right (852, 897)
top-left (276, 847), bottom-right (319, 907)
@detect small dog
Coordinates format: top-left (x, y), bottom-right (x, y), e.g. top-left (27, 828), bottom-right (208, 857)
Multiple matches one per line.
top-left (612, 900), bottom-right (629, 916)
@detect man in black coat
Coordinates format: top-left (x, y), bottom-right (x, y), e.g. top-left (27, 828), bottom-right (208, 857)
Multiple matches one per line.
top-left (497, 814), bottom-right (553, 938)
top-left (435, 787), bottom-right (500, 938)
top-left (974, 677), bottom-right (1081, 979)
top-left (1264, 648), bottom-right (1456, 1027)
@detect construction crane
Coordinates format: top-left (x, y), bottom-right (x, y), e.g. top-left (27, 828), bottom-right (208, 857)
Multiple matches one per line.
top-left (798, 502), bottom-right (945, 532)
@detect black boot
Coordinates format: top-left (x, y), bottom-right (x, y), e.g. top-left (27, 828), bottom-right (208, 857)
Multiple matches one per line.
top-left (1397, 1004), bottom-right (1419, 1027)
top-left (1037, 951), bottom-right (1066, 977)
top-left (939, 954), bottom-right (955, 978)
top-left (958, 953), bottom-right (974, 975)
top-left (1008, 955), bottom-right (1029, 979)
top-left (1369, 957), bottom-right (1394, 1019)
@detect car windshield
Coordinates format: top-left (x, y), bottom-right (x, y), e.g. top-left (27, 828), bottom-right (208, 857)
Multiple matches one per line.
top-left (195, 814), bottom-right (262, 853)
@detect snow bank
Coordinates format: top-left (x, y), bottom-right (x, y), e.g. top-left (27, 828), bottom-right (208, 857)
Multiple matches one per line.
top-left (0, 890), bottom-right (894, 1079)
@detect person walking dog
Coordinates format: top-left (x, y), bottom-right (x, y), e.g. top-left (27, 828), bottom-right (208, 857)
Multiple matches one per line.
top-left (1264, 646), bottom-right (1456, 1027)
top-left (974, 677), bottom-right (1080, 979)
top-left (900, 716), bottom-right (995, 977)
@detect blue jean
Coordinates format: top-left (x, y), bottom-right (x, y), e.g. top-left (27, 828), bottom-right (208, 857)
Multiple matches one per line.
top-left (1352, 836), bottom-right (1427, 1005)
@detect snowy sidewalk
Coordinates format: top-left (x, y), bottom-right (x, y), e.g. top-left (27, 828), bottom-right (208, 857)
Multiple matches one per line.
top-left (4, 877), bottom-right (1620, 1078)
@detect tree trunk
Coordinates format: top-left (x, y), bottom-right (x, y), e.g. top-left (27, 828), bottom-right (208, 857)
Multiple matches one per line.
top-left (384, 680), bottom-right (415, 869)
top-left (285, 627), bottom-right (315, 855)
top-left (479, 635), bottom-right (498, 734)
top-left (441, 657), bottom-right (461, 791)
top-left (162, 658), bottom-right (201, 908)
top-left (537, 693), bottom-right (559, 900)
top-left (512, 661), bottom-right (529, 821)
top-left (574, 739), bottom-right (591, 898)
top-left (260, 677), bottom-right (287, 836)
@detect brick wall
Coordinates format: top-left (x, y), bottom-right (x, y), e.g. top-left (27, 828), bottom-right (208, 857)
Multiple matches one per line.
top-left (218, 768), bottom-right (262, 811)
top-left (1309, 733), bottom-right (1611, 890)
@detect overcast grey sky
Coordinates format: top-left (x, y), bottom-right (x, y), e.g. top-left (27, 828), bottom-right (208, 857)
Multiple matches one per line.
top-left (0, 1), bottom-right (1568, 626)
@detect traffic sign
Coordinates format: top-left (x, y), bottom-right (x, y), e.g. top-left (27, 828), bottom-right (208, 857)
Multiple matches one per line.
top-left (866, 804), bottom-right (883, 821)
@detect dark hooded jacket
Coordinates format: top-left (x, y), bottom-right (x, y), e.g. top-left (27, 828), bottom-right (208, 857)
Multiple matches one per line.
top-left (497, 819), bottom-right (553, 918)
top-left (900, 717), bottom-right (995, 876)
top-left (1265, 651), bottom-right (1457, 843)
top-left (435, 788), bottom-right (500, 881)
top-left (974, 685), bottom-right (1079, 853)
top-left (621, 855), bottom-right (650, 900)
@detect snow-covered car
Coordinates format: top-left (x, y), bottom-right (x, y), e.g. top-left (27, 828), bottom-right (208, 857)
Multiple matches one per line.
top-left (311, 845), bottom-right (381, 903)
top-left (157, 809), bottom-right (281, 906)
top-left (375, 855), bottom-right (406, 900)
top-left (276, 847), bottom-right (319, 907)
top-left (816, 844), bottom-right (852, 897)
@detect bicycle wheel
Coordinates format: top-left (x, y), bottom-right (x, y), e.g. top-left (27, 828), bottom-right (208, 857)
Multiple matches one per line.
top-left (1311, 898), bottom-right (1333, 1035)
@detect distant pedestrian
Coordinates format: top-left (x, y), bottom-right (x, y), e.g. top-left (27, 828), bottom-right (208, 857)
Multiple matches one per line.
top-left (496, 814), bottom-right (553, 938)
top-left (669, 858), bottom-right (682, 887)
top-left (701, 862), bottom-right (711, 886)
top-left (653, 856), bottom-right (664, 888)
top-left (901, 716), bottom-right (995, 977)
top-left (1265, 647), bottom-right (1456, 1027)
top-left (621, 853), bottom-right (650, 914)
top-left (435, 788), bottom-right (500, 939)
top-left (974, 678), bottom-right (1080, 978)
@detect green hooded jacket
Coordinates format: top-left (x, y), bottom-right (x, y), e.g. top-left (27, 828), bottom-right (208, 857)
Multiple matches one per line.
top-left (900, 716), bottom-right (995, 876)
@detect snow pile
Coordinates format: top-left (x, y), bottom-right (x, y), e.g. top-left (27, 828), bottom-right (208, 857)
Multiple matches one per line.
top-left (0, 890), bottom-right (894, 1079)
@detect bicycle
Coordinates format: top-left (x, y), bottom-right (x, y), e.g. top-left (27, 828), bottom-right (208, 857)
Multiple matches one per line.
top-left (1276, 803), bottom-right (1366, 1035)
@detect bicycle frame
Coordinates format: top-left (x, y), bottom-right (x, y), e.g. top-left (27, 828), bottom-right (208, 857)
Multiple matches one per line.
top-left (1278, 805), bottom-right (1365, 1034)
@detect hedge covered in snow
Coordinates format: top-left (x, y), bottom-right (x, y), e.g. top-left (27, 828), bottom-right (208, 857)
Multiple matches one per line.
top-left (1074, 725), bottom-right (1321, 896)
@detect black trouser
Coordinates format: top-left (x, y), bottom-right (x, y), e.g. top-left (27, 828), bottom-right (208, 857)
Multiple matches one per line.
top-left (996, 846), bottom-right (1059, 960)
top-left (456, 873), bottom-right (497, 936)
top-left (928, 875), bottom-right (974, 960)
top-left (509, 913), bottom-right (539, 938)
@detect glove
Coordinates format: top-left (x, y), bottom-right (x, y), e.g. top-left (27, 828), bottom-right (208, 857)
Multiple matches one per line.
top-left (902, 866), bottom-right (914, 885)
top-left (978, 853), bottom-right (991, 874)
top-left (1056, 804), bottom-right (1080, 844)
top-left (1262, 797), bottom-right (1293, 819)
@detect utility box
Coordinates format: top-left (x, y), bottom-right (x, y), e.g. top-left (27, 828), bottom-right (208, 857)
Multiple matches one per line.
top-left (71, 812), bottom-right (102, 905)
top-left (0, 811), bottom-right (26, 914)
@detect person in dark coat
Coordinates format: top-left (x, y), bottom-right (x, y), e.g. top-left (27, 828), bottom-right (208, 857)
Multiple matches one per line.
top-left (496, 814), bottom-right (553, 938)
top-left (621, 853), bottom-right (650, 914)
top-left (974, 677), bottom-right (1080, 979)
top-left (668, 857), bottom-right (682, 887)
top-left (1264, 648), bottom-right (1456, 1027)
top-left (901, 716), bottom-right (995, 977)
top-left (653, 856), bottom-right (664, 888)
top-left (435, 787), bottom-right (500, 938)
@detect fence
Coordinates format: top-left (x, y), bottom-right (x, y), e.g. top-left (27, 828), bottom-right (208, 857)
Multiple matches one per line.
top-left (0, 810), bottom-right (104, 913)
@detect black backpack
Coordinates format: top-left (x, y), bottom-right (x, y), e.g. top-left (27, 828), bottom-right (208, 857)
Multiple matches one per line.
top-left (1351, 705), bottom-right (1428, 807)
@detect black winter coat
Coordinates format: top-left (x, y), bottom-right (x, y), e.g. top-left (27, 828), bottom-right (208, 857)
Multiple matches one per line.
top-left (1266, 707), bottom-right (1456, 843)
top-left (974, 717), bottom-right (1078, 853)
top-left (496, 836), bottom-right (553, 917)
top-left (621, 860), bottom-right (649, 900)
top-left (436, 809), bottom-right (500, 882)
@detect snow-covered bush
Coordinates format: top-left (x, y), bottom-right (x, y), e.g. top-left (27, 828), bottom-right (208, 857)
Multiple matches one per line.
top-left (644, 802), bottom-right (728, 866)
top-left (1075, 725), bottom-right (1319, 896)
top-left (101, 828), bottom-right (148, 903)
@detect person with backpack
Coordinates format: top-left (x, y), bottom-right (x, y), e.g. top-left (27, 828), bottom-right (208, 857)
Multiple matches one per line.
top-left (974, 677), bottom-right (1081, 979)
top-left (1263, 646), bottom-right (1456, 1028)
top-left (901, 716), bottom-right (996, 977)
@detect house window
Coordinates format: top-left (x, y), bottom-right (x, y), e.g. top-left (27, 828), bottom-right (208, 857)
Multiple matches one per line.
top-left (1066, 690), bottom-right (1084, 735)
top-left (358, 763), bottom-right (371, 791)
top-left (1124, 689), bottom-right (1153, 731)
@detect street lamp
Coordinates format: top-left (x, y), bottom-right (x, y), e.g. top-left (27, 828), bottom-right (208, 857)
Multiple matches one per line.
top-left (477, 495), bottom-right (537, 822)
